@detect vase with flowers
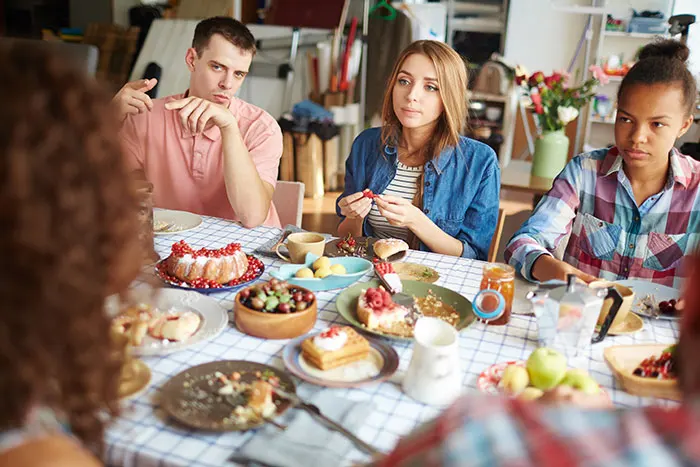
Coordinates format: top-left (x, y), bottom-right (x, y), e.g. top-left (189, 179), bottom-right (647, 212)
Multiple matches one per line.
top-left (514, 66), bottom-right (608, 179)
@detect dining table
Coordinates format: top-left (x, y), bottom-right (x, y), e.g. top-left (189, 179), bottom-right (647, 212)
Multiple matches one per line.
top-left (105, 214), bottom-right (680, 467)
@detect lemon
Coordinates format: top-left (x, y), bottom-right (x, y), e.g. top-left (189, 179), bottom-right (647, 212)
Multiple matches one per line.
top-left (295, 268), bottom-right (314, 279)
top-left (330, 264), bottom-right (347, 275)
top-left (314, 267), bottom-right (333, 279)
top-left (312, 256), bottom-right (331, 271)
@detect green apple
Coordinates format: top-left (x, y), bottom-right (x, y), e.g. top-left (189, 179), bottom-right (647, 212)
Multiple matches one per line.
top-left (519, 387), bottom-right (544, 401)
top-left (559, 369), bottom-right (600, 395)
top-left (526, 347), bottom-right (568, 390)
top-left (499, 365), bottom-right (530, 395)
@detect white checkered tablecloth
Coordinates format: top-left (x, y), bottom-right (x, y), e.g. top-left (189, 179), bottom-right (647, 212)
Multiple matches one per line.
top-left (105, 216), bottom-right (680, 467)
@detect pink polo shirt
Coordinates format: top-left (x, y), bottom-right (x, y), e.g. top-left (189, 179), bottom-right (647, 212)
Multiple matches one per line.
top-left (120, 93), bottom-right (282, 227)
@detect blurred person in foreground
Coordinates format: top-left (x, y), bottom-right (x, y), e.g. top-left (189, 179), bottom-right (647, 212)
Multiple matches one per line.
top-left (373, 259), bottom-right (699, 466)
top-left (0, 43), bottom-right (142, 465)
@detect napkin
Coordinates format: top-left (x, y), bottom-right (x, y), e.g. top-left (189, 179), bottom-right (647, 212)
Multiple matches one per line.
top-left (253, 226), bottom-right (332, 259)
top-left (236, 388), bottom-right (375, 467)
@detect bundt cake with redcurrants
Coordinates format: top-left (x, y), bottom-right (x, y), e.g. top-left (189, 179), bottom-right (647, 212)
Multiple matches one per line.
top-left (165, 240), bottom-right (248, 285)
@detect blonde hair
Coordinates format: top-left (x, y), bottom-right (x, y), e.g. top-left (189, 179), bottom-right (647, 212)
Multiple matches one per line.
top-left (380, 40), bottom-right (469, 160)
top-left (378, 41), bottom-right (469, 248)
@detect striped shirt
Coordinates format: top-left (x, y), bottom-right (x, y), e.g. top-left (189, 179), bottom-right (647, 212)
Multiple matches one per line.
top-left (505, 147), bottom-right (700, 289)
top-left (367, 162), bottom-right (423, 241)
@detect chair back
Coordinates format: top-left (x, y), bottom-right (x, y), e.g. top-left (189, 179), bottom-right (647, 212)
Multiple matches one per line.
top-left (273, 181), bottom-right (305, 228)
top-left (488, 208), bottom-right (507, 263)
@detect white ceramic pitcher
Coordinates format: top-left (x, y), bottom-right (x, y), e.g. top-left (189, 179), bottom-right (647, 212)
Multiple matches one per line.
top-left (403, 317), bottom-right (462, 406)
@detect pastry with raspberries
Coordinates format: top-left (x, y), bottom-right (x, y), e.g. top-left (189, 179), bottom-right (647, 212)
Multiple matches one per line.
top-left (165, 240), bottom-right (248, 284)
top-left (357, 286), bottom-right (409, 333)
top-left (158, 240), bottom-right (263, 289)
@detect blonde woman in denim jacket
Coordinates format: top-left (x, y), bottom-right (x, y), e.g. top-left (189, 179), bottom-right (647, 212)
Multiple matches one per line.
top-left (336, 40), bottom-right (500, 259)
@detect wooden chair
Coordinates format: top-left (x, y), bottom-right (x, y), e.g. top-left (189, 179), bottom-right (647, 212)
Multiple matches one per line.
top-left (273, 181), bottom-right (306, 228)
top-left (488, 208), bottom-right (507, 263)
top-left (83, 23), bottom-right (140, 90)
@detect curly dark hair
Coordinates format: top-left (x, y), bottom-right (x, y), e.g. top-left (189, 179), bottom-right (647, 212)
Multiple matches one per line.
top-left (0, 42), bottom-right (142, 452)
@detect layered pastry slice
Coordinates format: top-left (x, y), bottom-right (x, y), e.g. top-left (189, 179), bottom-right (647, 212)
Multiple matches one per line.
top-left (301, 326), bottom-right (370, 371)
top-left (357, 286), bottom-right (409, 332)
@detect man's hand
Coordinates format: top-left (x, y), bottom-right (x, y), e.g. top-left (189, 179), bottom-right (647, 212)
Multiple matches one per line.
top-left (113, 79), bottom-right (157, 122)
top-left (531, 254), bottom-right (598, 283)
top-left (164, 97), bottom-right (237, 134)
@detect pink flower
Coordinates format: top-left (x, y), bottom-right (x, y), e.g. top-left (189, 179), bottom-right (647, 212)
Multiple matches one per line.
top-left (588, 65), bottom-right (609, 85)
top-left (531, 92), bottom-right (544, 114)
top-left (554, 69), bottom-right (572, 87)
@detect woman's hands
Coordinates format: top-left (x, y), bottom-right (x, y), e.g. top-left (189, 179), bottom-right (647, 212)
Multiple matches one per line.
top-left (338, 192), bottom-right (373, 219)
top-left (374, 194), bottom-right (423, 229)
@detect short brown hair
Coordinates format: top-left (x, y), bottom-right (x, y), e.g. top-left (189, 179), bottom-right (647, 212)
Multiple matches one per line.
top-left (192, 16), bottom-right (256, 57)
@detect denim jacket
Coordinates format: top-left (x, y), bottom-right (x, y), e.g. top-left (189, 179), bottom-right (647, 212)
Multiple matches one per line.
top-left (336, 127), bottom-right (501, 259)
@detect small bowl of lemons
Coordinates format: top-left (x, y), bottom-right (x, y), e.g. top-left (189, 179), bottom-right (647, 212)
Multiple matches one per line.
top-left (269, 253), bottom-right (373, 292)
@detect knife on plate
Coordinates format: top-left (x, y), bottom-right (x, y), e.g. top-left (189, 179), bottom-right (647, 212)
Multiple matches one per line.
top-left (271, 387), bottom-right (382, 457)
top-left (373, 262), bottom-right (418, 312)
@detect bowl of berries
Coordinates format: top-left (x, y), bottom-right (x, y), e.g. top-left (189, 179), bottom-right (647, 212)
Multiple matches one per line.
top-left (604, 344), bottom-right (681, 401)
top-left (234, 279), bottom-right (317, 339)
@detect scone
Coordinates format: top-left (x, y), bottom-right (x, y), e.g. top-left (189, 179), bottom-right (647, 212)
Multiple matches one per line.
top-left (373, 238), bottom-right (409, 260)
top-left (301, 326), bottom-right (370, 371)
top-left (357, 286), bottom-right (409, 331)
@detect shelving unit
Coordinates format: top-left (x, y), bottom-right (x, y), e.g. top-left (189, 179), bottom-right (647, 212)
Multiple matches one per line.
top-left (466, 88), bottom-right (519, 167)
top-left (582, 0), bottom-right (676, 150)
top-left (444, 0), bottom-right (510, 53)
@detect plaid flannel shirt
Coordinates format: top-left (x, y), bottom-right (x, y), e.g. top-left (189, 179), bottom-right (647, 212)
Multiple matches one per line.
top-left (374, 395), bottom-right (700, 467)
top-left (505, 147), bottom-right (700, 289)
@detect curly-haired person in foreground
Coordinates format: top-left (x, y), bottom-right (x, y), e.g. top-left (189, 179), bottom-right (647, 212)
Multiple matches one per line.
top-left (0, 43), bottom-right (143, 466)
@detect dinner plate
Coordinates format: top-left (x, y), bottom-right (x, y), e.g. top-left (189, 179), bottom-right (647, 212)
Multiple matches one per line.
top-left (153, 209), bottom-right (202, 235)
top-left (324, 237), bottom-right (407, 262)
top-left (616, 280), bottom-right (681, 321)
top-left (335, 279), bottom-right (475, 341)
top-left (105, 288), bottom-right (228, 356)
top-left (160, 360), bottom-right (296, 432)
top-left (155, 255), bottom-right (264, 293)
top-left (392, 262), bottom-right (439, 283)
top-left (282, 330), bottom-right (399, 388)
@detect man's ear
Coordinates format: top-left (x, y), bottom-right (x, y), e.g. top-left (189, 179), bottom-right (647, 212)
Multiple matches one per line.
top-left (185, 48), bottom-right (198, 72)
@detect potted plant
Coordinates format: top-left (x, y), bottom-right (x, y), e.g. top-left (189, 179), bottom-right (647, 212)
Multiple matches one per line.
top-left (514, 66), bottom-right (608, 179)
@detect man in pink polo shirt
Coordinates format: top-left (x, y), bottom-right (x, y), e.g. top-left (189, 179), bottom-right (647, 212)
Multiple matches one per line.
top-left (115, 17), bottom-right (282, 228)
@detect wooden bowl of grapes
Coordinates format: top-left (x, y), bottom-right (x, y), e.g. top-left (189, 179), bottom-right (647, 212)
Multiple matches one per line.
top-left (234, 278), bottom-right (317, 340)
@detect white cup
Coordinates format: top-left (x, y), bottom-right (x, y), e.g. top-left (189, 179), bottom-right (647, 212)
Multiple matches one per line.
top-left (402, 317), bottom-right (462, 406)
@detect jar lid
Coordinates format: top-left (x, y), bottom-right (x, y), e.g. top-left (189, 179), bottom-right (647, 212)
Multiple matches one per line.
top-left (472, 289), bottom-right (505, 321)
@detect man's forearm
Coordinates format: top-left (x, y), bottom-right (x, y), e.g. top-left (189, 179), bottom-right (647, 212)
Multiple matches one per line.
top-left (221, 126), bottom-right (272, 228)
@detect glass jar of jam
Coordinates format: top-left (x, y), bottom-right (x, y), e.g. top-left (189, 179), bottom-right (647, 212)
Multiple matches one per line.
top-left (479, 263), bottom-right (515, 325)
